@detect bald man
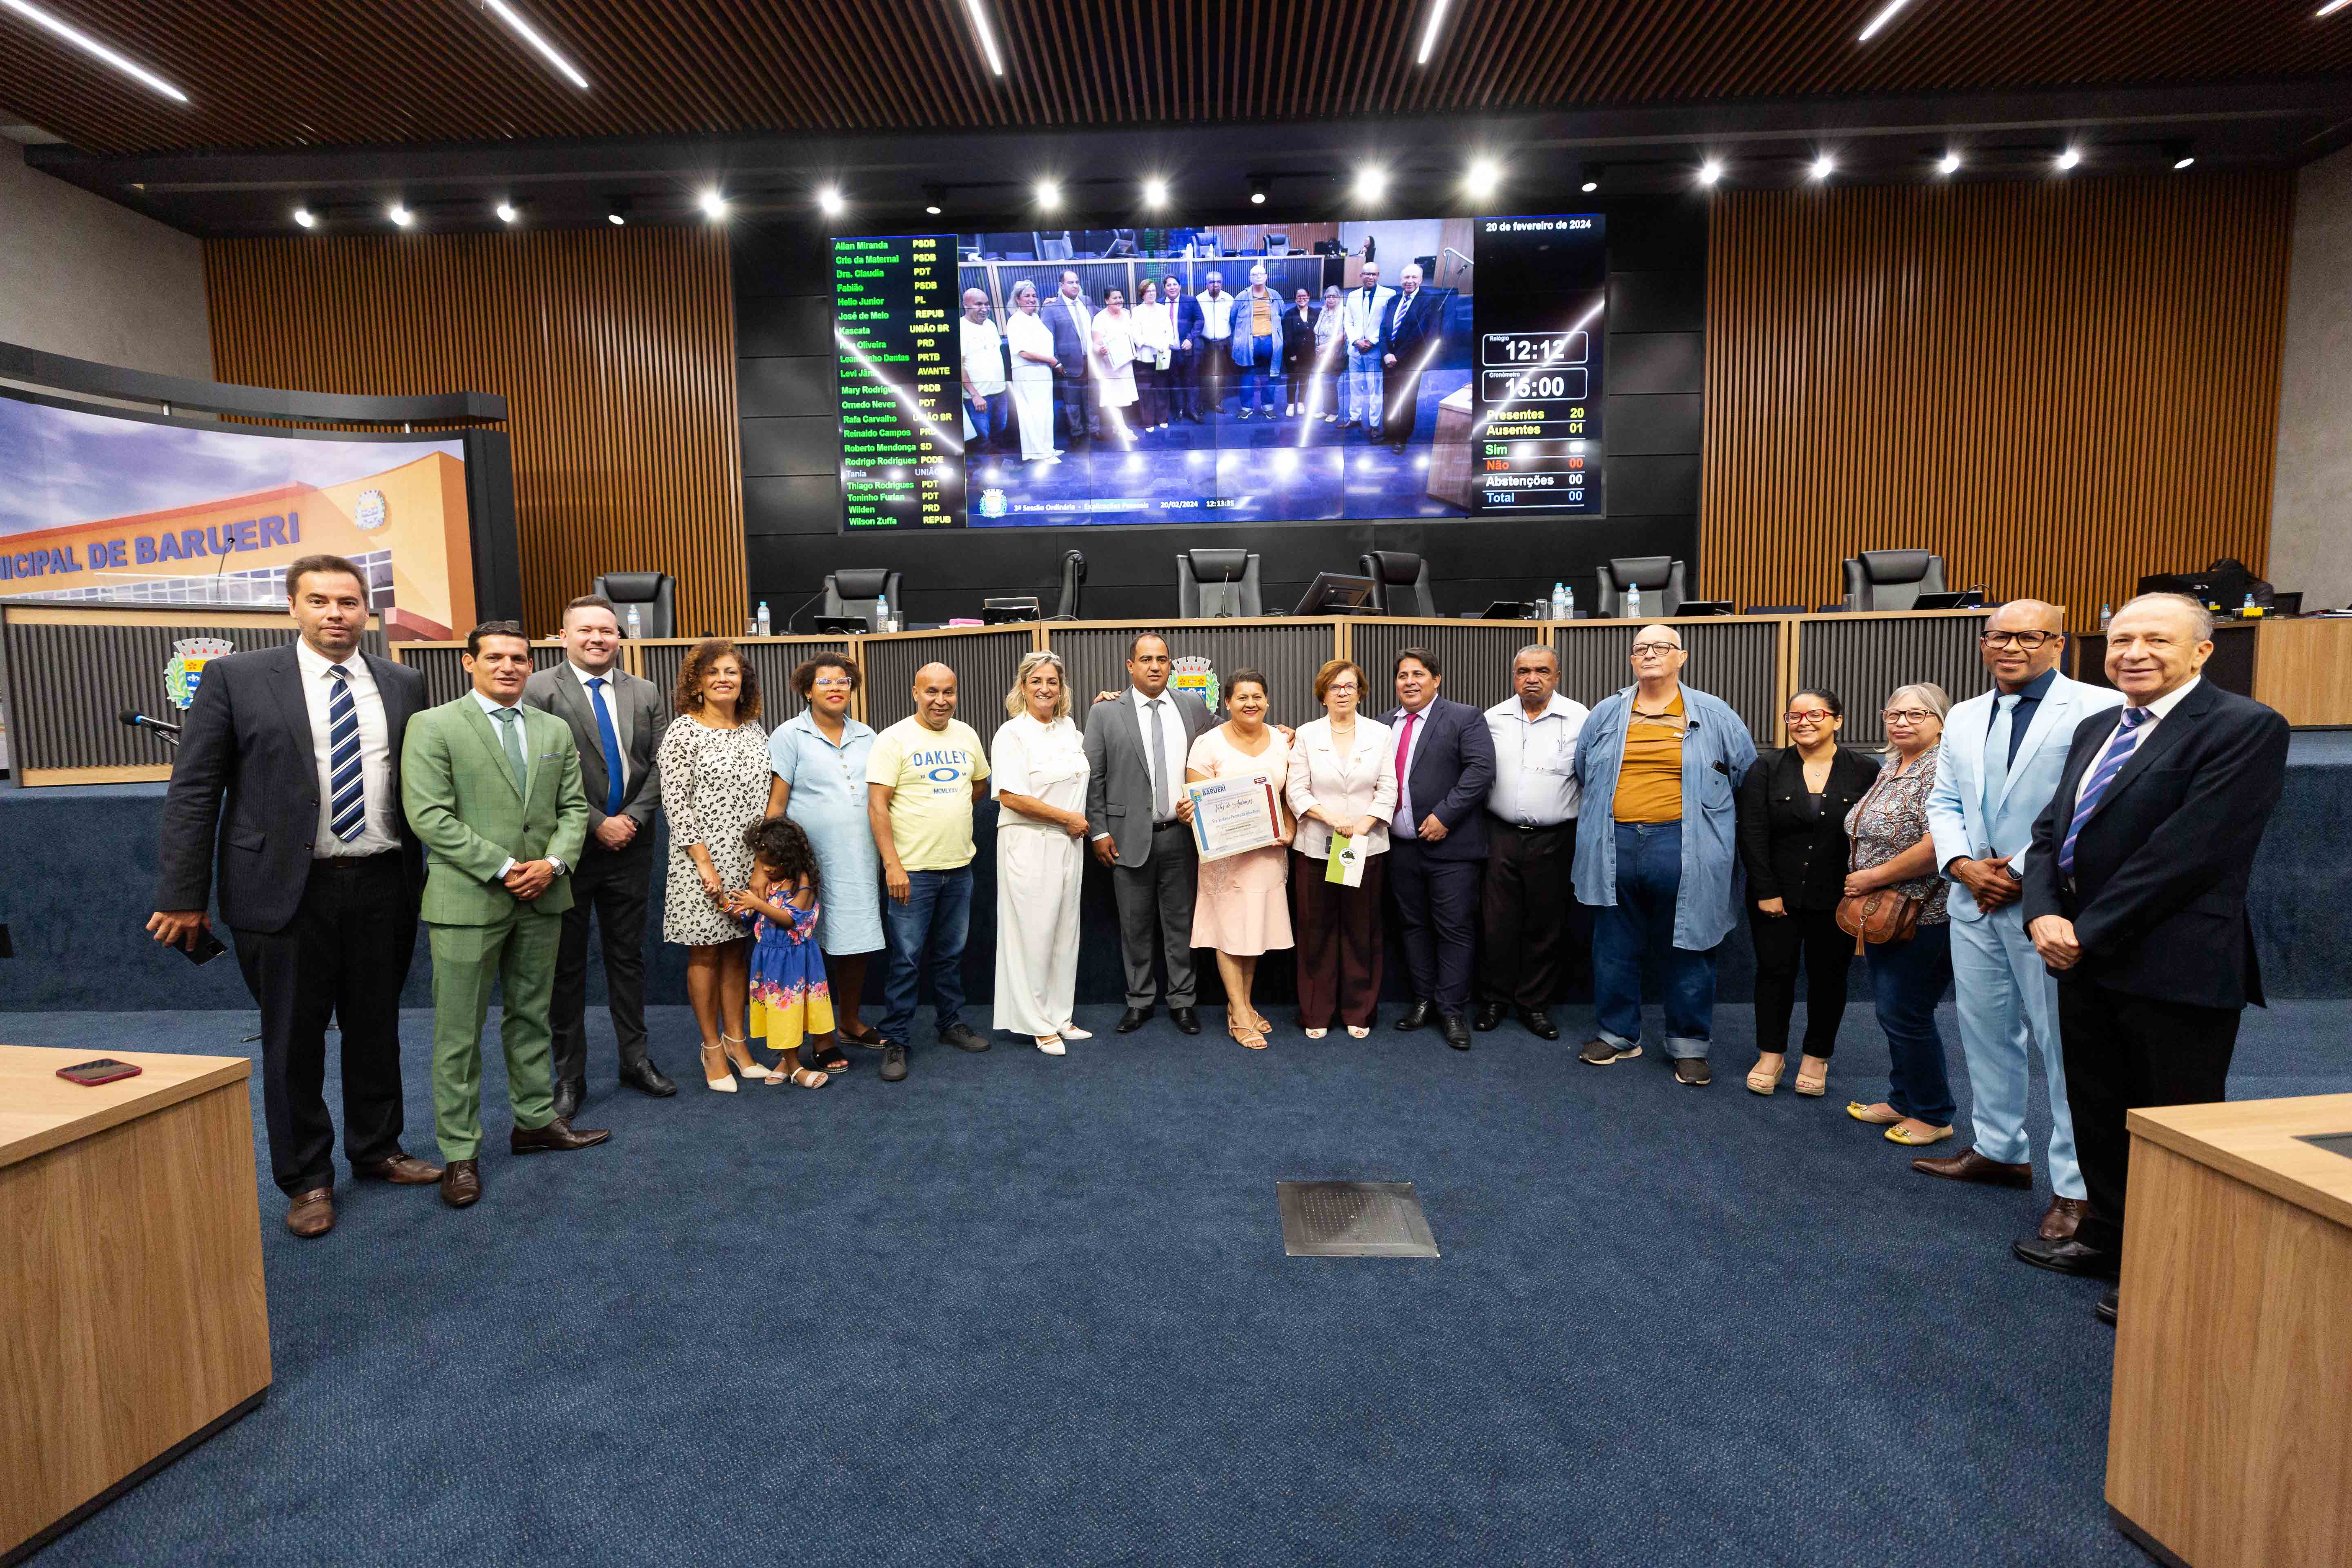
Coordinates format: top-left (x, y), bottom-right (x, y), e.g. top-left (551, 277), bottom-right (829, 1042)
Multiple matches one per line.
top-left (1918, 599), bottom-right (2122, 1234)
top-left (866, 662), bottom-right (993, 1082)
top-left (960, 287), bottom-right (1010, 454)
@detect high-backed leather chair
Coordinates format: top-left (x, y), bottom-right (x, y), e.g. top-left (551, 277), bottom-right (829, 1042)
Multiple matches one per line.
top-left (1176, 549), bottom-right (1261, 619)
top-left (1359, 550), bottom-right (1437, 619)
top-left (1594, 556), bottom-right (1687, 618)
top-left (1841, 550), bottom-right (1947, 612)
top-left (590, 572), bottom-right (676, 638)
top-left (823, 568), bottom-right (902, 629)
top-left (1054, 550), bottom-right (1086, 619)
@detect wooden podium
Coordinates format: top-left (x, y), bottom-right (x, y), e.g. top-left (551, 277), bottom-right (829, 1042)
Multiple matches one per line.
top-left (0, 1046), bottom-right (272, 1563)
top-left (2107, 1094), bottom-right (2352, 1567)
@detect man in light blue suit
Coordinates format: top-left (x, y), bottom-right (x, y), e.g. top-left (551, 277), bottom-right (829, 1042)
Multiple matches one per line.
top-left (1918, 599), bottom-right (2123, 1238)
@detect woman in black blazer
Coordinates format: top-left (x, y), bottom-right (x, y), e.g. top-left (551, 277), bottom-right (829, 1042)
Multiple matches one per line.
top-left (1736, 689), bottom-right (1877, 1097)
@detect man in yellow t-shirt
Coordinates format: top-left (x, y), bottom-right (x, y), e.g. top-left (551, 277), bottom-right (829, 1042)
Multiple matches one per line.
top-left (865, 662), bottom-right (991, 1080)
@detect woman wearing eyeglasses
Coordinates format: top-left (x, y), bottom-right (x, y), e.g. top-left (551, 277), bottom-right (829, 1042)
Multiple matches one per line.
top-left (1735, 690), bottom-right (1877, 1096)
top-left (1844, 683), bottom-right (1958, 1146)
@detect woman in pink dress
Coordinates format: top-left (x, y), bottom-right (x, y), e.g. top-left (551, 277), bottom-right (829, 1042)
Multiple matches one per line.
top-left (1185, 669), bottom-right (1294, 1049)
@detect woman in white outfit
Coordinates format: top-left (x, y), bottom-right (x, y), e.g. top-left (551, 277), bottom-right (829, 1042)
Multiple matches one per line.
top-left (991, 650), bottom-right (1093, 1052)
top-left (1090, 288), bottom-right (1139, 447)
top-left (1004, 280), bottom-right (1060, 464)
top-left (1131, 279), bottom-right (1172, 430)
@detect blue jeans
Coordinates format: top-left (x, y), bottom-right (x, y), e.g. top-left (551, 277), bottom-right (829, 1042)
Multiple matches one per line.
top-left (880, 867), bottom-right (972, 1044)
top-left (1592, 822), bottom-right (1719, 1059)
top-left (1241, 336), bottom-right (1278, 411)
top-left (964, 388), bottom-right (1008, 449)
top-left (1866, 918), bottom-right (1955, 1125)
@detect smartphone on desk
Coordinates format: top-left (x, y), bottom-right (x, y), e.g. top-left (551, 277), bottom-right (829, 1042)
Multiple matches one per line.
top-left (57, 1058), bottom-right (143, 1087)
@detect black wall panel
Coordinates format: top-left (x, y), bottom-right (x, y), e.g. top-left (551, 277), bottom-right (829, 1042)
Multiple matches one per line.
top-left (1608, 333), bottom-right (1706, 396)
top-left (740, 416), bottom-right (837, 477)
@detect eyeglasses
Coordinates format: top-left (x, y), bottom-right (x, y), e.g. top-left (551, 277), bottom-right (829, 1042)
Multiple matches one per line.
top-left (1630, 642), bottom-right (1681, 656)
top-left (811, 675), bottom-right (853, 689)
top-left (1784, 709), bottom-right (1834, 724)
top-left (1882, 708), bottom-right (1938, 724)
top-left (1980, 630), bottom-right (2058, 650)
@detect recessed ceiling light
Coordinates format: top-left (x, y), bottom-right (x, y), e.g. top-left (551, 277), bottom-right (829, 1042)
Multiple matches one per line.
top-left (1463, 158), bottom-right (1501, 200)
top-left (1143, 176), bottom-right (1169, 207)
top-left (817, 186), bottom-right (845, 217)
top-left (1697, 160), bottom-right (1725, 187)
top-left (1809, 154), bottom-right (1835, 182)
top-left (1356, 165), bottom-right (1388, 203)
top-left (2173, 155), bottom-right (2196, 171)
top-left (1036, 180), bottom-right (1060, 211)
top-left (292, 207), bottom-right (316, 229)
top-left (2057, 146), bottom-right (2082, 172)
top-left (481, 0), bottom-right (590, 91)
top-left (1937, 151), bottom-right (1962, 176)
top-left (1249, 191), bottom-right (1266, 205)
top-left (2165, 139), bottom-right (2194, 171)
top-left (925, 203), bottom-right (942, 215)
top-left (0, 0), bottom-right (188, 103)
top-left (698, 187), bottom-right (729, 220)
top-left (606, 211), bottom-right (624, 226)
top-left (1855, 0), bottom-right (1919, 41)
top-left (1581, 179), bottom-right (1598, 194)
top-left (495, 201), bottom-right (519, 224)
top-left (388, 204), bottom-right (414, 227)
top-left (960, 0), bottom-right (1006, 75)
top-left (1415, 0), bottom-right (1454, 63)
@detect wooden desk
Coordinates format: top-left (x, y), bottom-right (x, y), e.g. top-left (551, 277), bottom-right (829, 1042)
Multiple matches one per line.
top-left (1, 1046), bottom-right (272, 1564)
top-left (2107, 1094), bottom-right (2352, 1568)
top-left (2074, 616), bottom-right (2352, 727)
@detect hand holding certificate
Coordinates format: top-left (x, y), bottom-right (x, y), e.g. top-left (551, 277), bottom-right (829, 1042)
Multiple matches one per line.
top-left (1188, 774), bottom-right (1283, 862)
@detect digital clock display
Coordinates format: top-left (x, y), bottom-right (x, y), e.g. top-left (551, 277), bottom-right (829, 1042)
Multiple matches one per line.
top-left (1469, 215), bottom-right (1608, 516)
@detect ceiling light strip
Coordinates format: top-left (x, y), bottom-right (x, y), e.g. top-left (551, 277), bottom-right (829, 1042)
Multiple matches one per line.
top-left (1415, 0), bottom-right (1454, 65)
top-left (961, 0), bottom-right (1006, 75)
top-left (482, 0), bottom-right (590, 91)
top-left (1855, 0), bottom-right (1919, 42)
top-left (0, 0), bottom-right (188, 102)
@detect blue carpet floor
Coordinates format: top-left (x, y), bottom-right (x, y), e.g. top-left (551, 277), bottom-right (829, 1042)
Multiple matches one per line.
top-left (13, 997), bottom-right (2350, 1566)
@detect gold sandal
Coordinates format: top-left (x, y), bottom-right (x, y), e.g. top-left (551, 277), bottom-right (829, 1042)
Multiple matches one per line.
top-left (1846, 1100), bottom-right (1902, 1125)
top-left (1229, 1013), bottom-right (1267, 1051)
top-left (1794, 1060), bottom-right (1829, 1097)
top-left (1745, 1056), bottom-right (1783, 1096)
top-left (1886, 1121), bottom-right (1953, 1146)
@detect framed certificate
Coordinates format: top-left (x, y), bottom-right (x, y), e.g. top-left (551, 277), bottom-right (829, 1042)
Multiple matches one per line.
top-left (1187, 773), bottom-right (1282, 863)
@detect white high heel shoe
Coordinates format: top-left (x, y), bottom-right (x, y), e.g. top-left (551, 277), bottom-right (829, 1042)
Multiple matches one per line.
top-left (700, 1044), bottom-right (737, 1093)
top-left (1035, 1034), bottom-right (1067, 1055)
top-left (721, 1034), bottom-right (769, 1081)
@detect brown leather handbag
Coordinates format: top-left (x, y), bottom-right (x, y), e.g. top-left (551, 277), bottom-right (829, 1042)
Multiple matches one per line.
top-left (1835, 773), bottom-right (1922, 947)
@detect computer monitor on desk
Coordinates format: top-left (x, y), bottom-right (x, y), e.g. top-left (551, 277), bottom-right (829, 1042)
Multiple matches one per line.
top-left (1294, 573), bottom-right (1379, 616)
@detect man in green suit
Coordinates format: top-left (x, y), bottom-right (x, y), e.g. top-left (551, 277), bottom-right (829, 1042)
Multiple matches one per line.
top-left (402, 621), bottom-right (612, 1208)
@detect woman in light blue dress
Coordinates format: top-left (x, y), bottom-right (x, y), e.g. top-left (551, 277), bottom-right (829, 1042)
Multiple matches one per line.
top-left (765, 653), bottom-right (884, 1048)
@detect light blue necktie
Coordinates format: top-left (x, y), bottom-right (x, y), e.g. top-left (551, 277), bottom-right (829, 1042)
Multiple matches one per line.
top-left (587, 677), bottom-right (625, 816)
top-left (1981, 692), bottom-right (2019, 826)
top-left (492, 706), bottom-right (528, 796)
top-left (326, 665), bottom-right (365, 841)
top-left (2058, 708), bottom-right (2150, 878)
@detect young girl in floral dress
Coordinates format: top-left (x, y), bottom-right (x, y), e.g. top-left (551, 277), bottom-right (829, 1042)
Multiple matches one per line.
top-left (729, 817), bottom-right (839, 1088)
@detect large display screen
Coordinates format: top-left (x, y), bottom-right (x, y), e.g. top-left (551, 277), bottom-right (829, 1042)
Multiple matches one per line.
top-left (833, 215), bottom-right (1605, 530)
top-left (0, 392), bottom-right (475, 639)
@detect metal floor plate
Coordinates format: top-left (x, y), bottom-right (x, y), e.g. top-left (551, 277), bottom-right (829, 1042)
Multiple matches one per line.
top-left (1277, 1180), bottom-right (1440, 1257)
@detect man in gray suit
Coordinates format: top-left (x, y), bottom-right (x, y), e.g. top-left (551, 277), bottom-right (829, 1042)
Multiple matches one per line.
top-left (523, 594), bottom-right (676, 1116)
top-left (1085, 633), bottom-right (1214, 1034)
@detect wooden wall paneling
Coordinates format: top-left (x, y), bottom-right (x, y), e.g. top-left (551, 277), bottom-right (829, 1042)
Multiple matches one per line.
top-left (204, 230), bottom-right (745, 639)
top-left (1700, 176), bottom-right (2294, 630)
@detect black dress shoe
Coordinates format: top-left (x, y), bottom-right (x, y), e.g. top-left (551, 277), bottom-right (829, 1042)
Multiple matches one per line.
top-left (618, 1060), bottom-right (677, 1097)
top-left (940, 1022), bottom-right (990, 1052)
top-left (1473, 1002), bottom-right (1504, 1032)
top-left (1170, 1007), bottom-right (1200, 1035)
top-left (511, 1118), bottom-right (610, 1154)
top-left (1516, 1007), bottom-right (1559, 1041)
top-left (550, 1076), bottom-right (584, 1122)
top-left (1116, 1007), bottom-right (1153, 1033)
top-left (1395, 1000), bottom-right (1434, 1032)
top-left (2096, 1288), bottom-right (2119, 1326)
top-left (2011, 1236), bottom-right (2120, 1280)
top-left (1441, 1015), bottom-right (1472, 1051)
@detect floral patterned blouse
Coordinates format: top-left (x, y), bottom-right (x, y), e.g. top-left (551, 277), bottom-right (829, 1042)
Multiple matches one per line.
top-left (1843, 747), bottom-right (1949, 925)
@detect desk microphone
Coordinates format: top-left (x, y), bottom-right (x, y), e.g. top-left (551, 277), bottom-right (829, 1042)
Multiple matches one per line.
top-left (120, 710), bottom-right (183, 744)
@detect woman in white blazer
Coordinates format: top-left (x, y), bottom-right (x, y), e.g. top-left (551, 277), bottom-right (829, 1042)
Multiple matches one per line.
top-left (1285, 658), bottom-right (1398, 1038)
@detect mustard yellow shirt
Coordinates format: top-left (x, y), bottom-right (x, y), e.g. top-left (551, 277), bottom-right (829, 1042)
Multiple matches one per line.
top-left (1612, 693), bottom-right (1686, 823)
top-left (1250, 294), bottom-right (1274, 338)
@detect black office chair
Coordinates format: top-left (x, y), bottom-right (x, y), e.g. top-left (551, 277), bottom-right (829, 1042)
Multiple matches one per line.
top-left (1054, 550), bottom-right (1086, 620)
top-left (1176, 549), bottom-right (1262, 618)
top-left (823, 569), bottom-right (902, 629)
top-left (1359, 550), bottom-right (1437, 618)
top-left (1842, 550), bottom-right (1947, 612)
top-left (1594, 556), bottom-right (1687, 618)
top-left (591, 572), bottom-right (676, 638)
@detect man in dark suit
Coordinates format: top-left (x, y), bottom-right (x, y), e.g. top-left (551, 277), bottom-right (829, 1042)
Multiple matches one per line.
top-left (1376, 264), bottom-right (1443, 453)
top-left (1042, 269), bottom-right (1098, 449)
top-left (149, 554), bottom-right (440, 1238)
top-left (1381, 646), bottom-right (1496, 1050)
top-left (2014, 592), bottom-right (2290, 1324)
top-left (522, 594), bottom-right (675, 1118)
top-left (1163, 274), bottom-right (1204, 423)
top-left (1085, 633), bottom-right (1216, 1035)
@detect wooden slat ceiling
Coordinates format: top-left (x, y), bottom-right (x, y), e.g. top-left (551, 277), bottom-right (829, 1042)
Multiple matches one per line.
top-left (2, 1), bottom-right (2349, 158)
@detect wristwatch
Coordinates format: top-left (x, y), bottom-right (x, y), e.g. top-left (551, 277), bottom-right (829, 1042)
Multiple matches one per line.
top-left (547, 857), bottom-right (568, 878)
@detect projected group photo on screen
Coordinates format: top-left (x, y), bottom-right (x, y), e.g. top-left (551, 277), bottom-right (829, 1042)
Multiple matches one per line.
top-left (832, 215), bottom-right (1608, 529)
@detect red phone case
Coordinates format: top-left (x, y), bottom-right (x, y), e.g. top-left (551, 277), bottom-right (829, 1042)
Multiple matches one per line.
top-left (58, 1059), bottom-right (143, 1086)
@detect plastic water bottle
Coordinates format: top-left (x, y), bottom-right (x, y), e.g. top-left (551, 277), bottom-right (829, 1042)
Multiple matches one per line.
top-left (756, 600), bottom-right (771, 636)
top-left (2242, 592), bottom-right (2258, 620)
top-left (625, 604), bottom-right (642, 639)
top-left (2098, 603), bottom-right (2112, 630)
top-left (876, 591), bottom-right (892, 633)
top-left (1548, 582), bottom-right (1564, 620)
top-left (1564, 584), bottom-right (1576, 620)
top-left (1626, 583), bottom-right (1643, 621)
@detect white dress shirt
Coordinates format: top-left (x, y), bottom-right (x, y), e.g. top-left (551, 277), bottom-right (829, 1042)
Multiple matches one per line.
top-left (1483, 692), bottom-right (1590, 826)
top-left (1131, 687), bottom-right (1189, 824)
top-left (1200, 291), bottom-right (1234, 339)
top-left (1390, 697), bottom-right (1435, 833)
top-left (960, 316), bottom-right (1007, 396)
top-left (2072, 675), bottom-right (2199, 811)
top-left (295, 639), bottom-right (398, 858)
top-left (472, 689), bottom-right (561, 880)
top-left (567, 660), bottom-right (630, 795)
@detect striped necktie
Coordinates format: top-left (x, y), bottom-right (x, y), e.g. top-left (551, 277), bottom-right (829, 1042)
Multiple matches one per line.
top-left (326, 664), bottom-right (365, 842)
top-left (2057, 707), bottom-right (2151, 878)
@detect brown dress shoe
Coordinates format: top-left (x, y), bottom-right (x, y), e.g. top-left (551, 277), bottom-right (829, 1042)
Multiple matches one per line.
top-left (354, 1152), bottom-right (443, 1185)
top-left (285, 1188), bottom-right (335, 1238)
top-left (510, 1118), bottom-right (611, 1154)
top-left (440, 1159), bottom-right (481, 1208)
top-left (1910, 1146), bottom-right (2033, 1188)
top-left (2039, 1196), bottom-right (2090, 1241)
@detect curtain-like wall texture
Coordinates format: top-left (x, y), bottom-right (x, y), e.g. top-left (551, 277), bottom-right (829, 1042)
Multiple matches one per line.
top-left (205, 228), bottom-right (744, 636)
top-left (1701, 176), bottom-right (2293, 627)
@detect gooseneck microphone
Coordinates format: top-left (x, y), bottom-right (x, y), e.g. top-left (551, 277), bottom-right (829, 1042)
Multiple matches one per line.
top-left (120, 710), bottom-right (183, 745)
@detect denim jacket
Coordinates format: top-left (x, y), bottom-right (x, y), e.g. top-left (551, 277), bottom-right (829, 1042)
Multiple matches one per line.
top-left (1571, 684), bottom-right (1759, 950)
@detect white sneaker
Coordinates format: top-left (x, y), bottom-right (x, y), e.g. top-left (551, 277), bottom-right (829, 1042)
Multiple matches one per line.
top-left (1035, 1035), bottom-right (1067, 1055)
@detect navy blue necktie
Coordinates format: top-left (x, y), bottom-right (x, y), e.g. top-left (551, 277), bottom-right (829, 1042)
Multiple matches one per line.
top-left (2058, 708), bottom-right (2151, 878)
top-left (326, 665), bottom-right (365, 841)
top-left (587, 677), bottom-right (625, 816)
